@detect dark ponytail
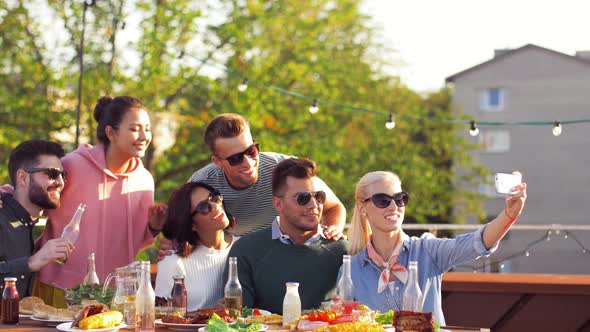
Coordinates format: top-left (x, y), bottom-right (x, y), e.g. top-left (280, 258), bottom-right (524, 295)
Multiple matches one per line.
top-left (93, 95), bottom-right (146, 146)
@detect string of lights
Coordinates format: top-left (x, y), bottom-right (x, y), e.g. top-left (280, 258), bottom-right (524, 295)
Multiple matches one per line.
top-left (84, 6), bottom-right (590, 136)
top-left (173, 48), bottom-right (590, 136)
top-left (455, 230), bottom-right (590, 273)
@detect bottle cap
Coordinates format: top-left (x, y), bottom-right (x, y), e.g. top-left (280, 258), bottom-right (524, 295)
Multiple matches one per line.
top-left (4, 277), bottom-right (17, 282)
top-left (172, 275), bottom-right (185, 280)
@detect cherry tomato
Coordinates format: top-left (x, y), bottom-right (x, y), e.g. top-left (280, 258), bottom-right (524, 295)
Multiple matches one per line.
top-left (309, 312), bottom-right (319, 321)
top-left (318, 312), bottom-right (329, 322)
top-left (253, 308), bottom-right (261, 316)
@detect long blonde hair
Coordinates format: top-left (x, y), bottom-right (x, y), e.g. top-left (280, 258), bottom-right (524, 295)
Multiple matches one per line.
top-left (348, 171), bottom-right (402, 255)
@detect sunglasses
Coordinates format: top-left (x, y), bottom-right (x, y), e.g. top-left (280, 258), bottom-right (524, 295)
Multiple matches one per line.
top-left (292, 191), bottom-right (327, 206)
top-left (363, 192), bottom-right (409, 209)
top-left (191, 193), bottom-right (223, 216)
top-left (220, 143), bottom-right (260, 166)
top-left (24, 167), bottom-right (67, 181)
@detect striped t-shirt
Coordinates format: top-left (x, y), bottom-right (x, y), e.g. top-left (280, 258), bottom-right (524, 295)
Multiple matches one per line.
top-left (188, 152), bottom-right (290, 235)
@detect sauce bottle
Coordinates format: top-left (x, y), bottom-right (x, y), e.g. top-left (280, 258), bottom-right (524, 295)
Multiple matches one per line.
top-left (1, 277), bottom-right (19, 324)
top-left (170, 275), bottom-right (187, 318)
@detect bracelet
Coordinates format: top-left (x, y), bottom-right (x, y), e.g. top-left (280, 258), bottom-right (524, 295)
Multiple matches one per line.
top-left (148, 223), bottom-right (162, 236)
top-left (501, 208), bottom-right (519, 233)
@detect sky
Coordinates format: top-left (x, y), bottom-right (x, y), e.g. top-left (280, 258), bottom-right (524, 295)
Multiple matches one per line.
top-left (360, 0), bottom-right (590, 92)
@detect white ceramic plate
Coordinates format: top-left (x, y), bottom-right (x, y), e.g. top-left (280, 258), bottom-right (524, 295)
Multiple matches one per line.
top-left (155, 319), bottom-right (206, 331)
top-left (56, 322), bottom-right (127, 332)
top-left (197, 323), bottom-right (268, 332)
top-left (30, 316), bottom-right (74, 326)
top-left (19, 314), bottom-right (32, 319)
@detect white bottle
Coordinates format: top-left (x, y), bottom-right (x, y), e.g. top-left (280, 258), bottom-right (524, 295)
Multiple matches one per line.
top-left (402, 261), bottom-right (423, 312)
top-left (282, 282), bottom-right (301, 327)
top-left (135, 261), bottom-right (155, 332)
top-left (56, 203), bottom-right (86, 264)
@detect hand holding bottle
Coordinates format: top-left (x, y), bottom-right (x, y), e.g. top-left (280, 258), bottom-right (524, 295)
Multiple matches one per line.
top-left (28, 238), bottom-right (74, 272)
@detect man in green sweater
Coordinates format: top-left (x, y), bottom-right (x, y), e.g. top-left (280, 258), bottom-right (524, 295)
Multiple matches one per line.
top-left (225, 158), bottom-right (348, 315)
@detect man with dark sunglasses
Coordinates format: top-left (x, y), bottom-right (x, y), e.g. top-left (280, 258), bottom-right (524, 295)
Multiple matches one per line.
top-left (225, 158), bottom-right (348, 315)
top-left (187, 113), bottom-right (346, 236)
top-left (1, 140), bottom-right (75, 300)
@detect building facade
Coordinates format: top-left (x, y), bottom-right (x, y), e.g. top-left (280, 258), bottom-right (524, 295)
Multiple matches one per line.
top-left (446, 44), bottom-right (590, 274)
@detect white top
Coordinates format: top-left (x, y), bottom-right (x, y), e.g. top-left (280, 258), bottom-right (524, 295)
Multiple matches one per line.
top-left (155, 236), bottom-right (239, 311)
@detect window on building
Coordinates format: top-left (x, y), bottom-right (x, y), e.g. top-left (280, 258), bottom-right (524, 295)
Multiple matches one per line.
top-left (478, 129), bottom-right (510, 153)
top-left (480, 88), bottom-right (505, 111)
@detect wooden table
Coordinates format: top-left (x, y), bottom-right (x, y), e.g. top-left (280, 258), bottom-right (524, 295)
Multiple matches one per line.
top-left (1, 319), bottom-right (490, 332)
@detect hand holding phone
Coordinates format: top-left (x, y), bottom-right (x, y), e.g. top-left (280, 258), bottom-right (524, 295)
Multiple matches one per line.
top-left (494, 172), bottom-right (522, 195)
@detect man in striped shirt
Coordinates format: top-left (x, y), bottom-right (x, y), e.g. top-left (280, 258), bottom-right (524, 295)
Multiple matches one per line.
top-left (187, 113), bottom-right (346, 237)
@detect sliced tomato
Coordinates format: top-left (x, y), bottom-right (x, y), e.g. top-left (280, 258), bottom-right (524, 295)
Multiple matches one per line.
top-left (309, 312), bottom-right (319, 321)
top-left (253, 308), bottom-right (261, 316)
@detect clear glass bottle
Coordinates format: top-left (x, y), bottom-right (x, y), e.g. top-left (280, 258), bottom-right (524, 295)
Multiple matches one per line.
top-left (82, 252), bottom-right (100, 285)
top-left (402, 261), bottom-right (423, 312)
top-left (56, 203), bottom-right (86, 264)
top-left (135, 261), bottom-right (155, 332)
top-left (337, 255), bottom-right (355, 301)
top-left (282, 282), bottom-right (301, 327)
top-left (170, 275), bottom-right (187, 318)
top-left (224, 257), bottom-right (242, 318)
top-left (1, 277), bottom-right (19, 324)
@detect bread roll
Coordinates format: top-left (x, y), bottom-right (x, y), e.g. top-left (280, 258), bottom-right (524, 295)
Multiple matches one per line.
top-left (20, 296), bottom-right (44, 314)
top-left (49, 309), bottom-right (76, 320)
top-left (33, 304), bottom-right (58, 319)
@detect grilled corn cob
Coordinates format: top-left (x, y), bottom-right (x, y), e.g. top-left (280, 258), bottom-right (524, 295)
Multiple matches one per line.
top-left (78, 310), bottom-right (123, 330)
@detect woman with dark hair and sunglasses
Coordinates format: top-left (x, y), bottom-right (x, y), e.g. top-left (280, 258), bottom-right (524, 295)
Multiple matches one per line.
top-left (347, 171), bottom-right (527, 325)
top-left (155, 182), bottom-right (238, 311)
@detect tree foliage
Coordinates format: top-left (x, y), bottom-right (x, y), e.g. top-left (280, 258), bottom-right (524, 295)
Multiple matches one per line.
top-left (0, 0), bottom-right (486, 229)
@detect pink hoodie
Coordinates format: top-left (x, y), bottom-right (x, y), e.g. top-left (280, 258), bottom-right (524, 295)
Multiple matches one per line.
top-left (38, 144), bottom-right (155, 289)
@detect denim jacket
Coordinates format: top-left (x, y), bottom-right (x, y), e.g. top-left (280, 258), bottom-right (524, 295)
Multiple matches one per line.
top-left (348, 225), bottom-right (497, 325)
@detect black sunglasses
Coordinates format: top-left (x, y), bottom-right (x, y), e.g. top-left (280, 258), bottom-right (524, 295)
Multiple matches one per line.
top-left (220, 143), bottom-right (260, 166)
top-left (191, 193), bottom-right (223, 216)
top-left (24, 167), bottom-right (67, 181)
top-left (293, 191), bottom-right (327, 206)
top-left (363, 192), bottom-right (409, 209)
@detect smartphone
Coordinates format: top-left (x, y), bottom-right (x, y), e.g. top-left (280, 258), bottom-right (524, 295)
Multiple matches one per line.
top-left (494, 173), bottom-right (522, 195)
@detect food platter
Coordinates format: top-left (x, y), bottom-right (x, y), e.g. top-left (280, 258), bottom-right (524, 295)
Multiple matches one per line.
top-left (56, 322), bottom-right (127, 332)
top-left (155, 319), bottom-right (207, 331)
top-left (197, 324), bottom-right (268, 332)
top-left (30, 316), bottom-right (74, 326)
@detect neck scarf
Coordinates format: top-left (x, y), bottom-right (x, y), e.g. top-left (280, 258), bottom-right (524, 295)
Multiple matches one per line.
top-left (366, 237), bottom-right (408, 293)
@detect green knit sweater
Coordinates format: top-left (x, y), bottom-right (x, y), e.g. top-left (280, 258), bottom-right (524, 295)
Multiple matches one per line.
top-left (226, 226), bottom-right (348, 314)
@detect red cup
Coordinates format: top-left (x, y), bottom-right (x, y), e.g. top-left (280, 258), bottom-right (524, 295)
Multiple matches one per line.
top-left (342, 301), bottom-right (360, 315)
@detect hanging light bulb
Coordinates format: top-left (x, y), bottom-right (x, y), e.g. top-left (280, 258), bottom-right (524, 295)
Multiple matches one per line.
top-left (385, 114), bottom-right (396, 130)
top-left (238, 78), bottom-right (248, 92)
top-left (552, 121), bottom-right (562, 136)
top-left (309, 99), bottom-right (319, 114)
top-left (525, 251), bottom-right (530, 257)
top-left (469, 120), bottom-right (479, 136)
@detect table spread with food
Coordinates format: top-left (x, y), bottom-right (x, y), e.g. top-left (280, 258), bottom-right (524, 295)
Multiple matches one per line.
top-left (2, 295), bottom-right (487, 332)
top-left (2, 261), bottom-right (487, 332)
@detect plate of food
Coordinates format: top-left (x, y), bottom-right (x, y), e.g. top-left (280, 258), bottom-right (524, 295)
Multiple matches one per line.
top-left (197, 324), bottom-right (268, 332)
top-left (155, 319), bottom-right (207, 331)
top-left (56, 322), bottom-right (127, 332)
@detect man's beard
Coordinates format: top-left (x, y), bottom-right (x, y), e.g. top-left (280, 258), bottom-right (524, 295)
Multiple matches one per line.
top-left (29, 181), bottom-right (60, 209)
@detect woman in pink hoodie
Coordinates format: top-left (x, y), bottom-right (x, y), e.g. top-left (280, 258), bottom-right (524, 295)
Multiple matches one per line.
top-left (35, 96), bottom-right (163, 307)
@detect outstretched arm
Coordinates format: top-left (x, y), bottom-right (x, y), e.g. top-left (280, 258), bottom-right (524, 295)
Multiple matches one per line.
top-left (482, 178), bottom-right (528, 249)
